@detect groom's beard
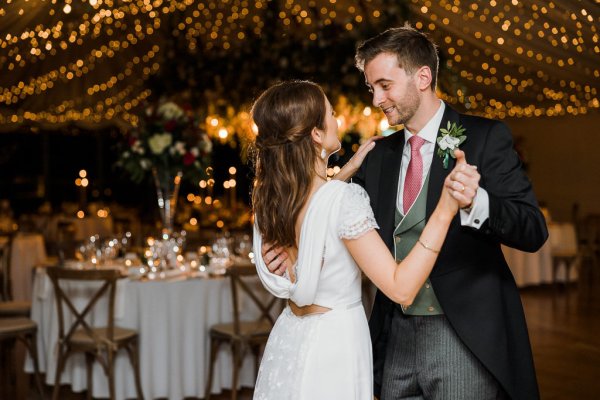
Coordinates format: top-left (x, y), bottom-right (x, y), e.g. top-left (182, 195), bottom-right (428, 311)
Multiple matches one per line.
top-left (383, 82), bottom-right (420, 126)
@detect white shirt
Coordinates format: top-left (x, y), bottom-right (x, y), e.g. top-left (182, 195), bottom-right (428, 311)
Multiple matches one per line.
top-left (396, 100), bottom-right (489, 228)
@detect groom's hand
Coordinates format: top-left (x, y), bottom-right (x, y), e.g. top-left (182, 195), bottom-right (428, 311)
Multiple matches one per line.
top-left (261, 243), bottom-right (289, 276)
top-left (446, 149), bottom-right (480, 209)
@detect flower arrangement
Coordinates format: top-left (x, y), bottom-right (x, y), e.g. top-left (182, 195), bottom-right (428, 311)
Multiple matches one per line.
top-left (118, 100), bottom-right (212, 184)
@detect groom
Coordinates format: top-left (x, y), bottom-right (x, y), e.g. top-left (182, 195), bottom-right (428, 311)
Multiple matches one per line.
top-left (352, 27), bottom-right (547, 399)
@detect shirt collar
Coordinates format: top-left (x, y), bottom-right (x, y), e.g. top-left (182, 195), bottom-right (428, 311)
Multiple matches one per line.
top-left (404, 100), bottom-right (445, 144)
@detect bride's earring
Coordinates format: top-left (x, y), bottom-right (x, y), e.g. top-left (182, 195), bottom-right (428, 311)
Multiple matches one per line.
top-left (320, 148), bottom-right (327, 160)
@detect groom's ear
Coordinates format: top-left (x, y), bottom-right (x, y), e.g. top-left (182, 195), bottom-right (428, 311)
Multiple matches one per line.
top-left (311, 127), bottom-right (323, 145)
top-left (415, 66), bottom-right (433, 91)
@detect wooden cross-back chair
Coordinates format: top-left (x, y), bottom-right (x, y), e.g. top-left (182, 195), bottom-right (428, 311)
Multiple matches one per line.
top-left (46, 266), bottom-right (143, 400)
top-left (582, 215), bottom-right (600, 268)
top-left (549, 223), bottom-right (579, 291)
top-left (204, 262), bottom-right (282, 400)
top-left (0, 317), bottom-right (45, 399)
top-left (0, 234), bottom-right (14, 301)
top-left (0, 234), bottom-right (31, 317)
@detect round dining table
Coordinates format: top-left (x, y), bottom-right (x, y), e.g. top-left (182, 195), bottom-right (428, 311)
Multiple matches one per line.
top-left (502, 222), bottom-right (578, 287)
top-left (26, 264), bottom-right (267, 400)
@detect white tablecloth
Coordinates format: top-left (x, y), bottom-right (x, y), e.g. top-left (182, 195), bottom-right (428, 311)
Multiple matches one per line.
top-left (502, 222), bottom-right (578, 287)
top-left (10, 233), bottom-right (47, 301)
top-left (26, 268), bottom-right (266, 400)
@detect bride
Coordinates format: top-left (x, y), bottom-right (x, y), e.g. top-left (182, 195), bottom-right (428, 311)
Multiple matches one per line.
top-left (251, 80), bottom-right (462, 399)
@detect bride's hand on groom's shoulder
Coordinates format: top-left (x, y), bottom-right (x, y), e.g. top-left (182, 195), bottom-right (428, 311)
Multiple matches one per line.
top-left (348, 135), bottom-right (382, 170)
top-left (262, 243), bottom-right (290, 276)
top-left (335, 135), bottom-right (382, 182)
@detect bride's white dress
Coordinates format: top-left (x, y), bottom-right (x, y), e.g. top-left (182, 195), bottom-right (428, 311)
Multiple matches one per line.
top-left (253, 181), bottom-right (379, 400)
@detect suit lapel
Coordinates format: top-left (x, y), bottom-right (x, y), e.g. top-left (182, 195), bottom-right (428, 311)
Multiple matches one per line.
top-left (378, 131), bottom-right (405, 239)
top-left (426, 106), bottom-right (461, 220)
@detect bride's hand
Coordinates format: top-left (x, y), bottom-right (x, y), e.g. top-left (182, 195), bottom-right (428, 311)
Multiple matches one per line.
top-left (444, 149), bottom-right (480, 209)
top-left (334, 136), bottom-right (382, 181)
top-left (439, 149), bottom-right (473, 217)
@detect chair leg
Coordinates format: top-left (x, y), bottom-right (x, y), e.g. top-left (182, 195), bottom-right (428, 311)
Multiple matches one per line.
top-left (125, 340), bottom-right (144, 400)
top-left (230, 342), bottom-right (245, 400)
top-left (204, 337), bottom-right (220, 400)
top-left (552, 258), bottom-right (559, 292)
top-left (107, 350), bottom-right (116, 400)
top-left (85, 352), bottom-right (94, 400)
top-left (52, 348), bottom-right (69, 400)
top-left (4, 338), bottom-right (17, 394)
top-left (21, 332), bottom-right (45, 400)
top-left (566, 262), bottom-right (572, 291)
top-left (251, 344), bottom-right (261, 381)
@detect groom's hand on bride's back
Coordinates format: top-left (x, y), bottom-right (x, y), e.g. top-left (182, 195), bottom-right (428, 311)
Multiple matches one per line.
top-left (261, 243), bottom-right (289, 276)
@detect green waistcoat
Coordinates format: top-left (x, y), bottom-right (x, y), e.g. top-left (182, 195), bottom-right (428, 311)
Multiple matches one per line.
top-left (394, 173), bottom-right (444, 315)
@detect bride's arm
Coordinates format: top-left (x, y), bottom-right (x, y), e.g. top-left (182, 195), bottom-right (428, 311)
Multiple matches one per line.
top-left (344, 207), bottom-right (453, 305)
top-left (343, 152), bottom-right (464, 305)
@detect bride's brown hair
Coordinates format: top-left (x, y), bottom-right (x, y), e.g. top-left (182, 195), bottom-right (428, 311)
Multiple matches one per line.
top-left (251, 80), bottom-right (326, 248)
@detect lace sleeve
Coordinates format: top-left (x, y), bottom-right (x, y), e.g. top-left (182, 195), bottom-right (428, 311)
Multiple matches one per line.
top-left (337, 183), bottom-right (379, 240)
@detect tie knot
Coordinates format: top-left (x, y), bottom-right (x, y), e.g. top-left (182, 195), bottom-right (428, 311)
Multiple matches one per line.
top-left (408, 135), bottom-right (425, 152)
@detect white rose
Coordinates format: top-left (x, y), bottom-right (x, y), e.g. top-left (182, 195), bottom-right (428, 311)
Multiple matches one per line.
top-left (140, 159), bottom-right (151, 170)
top-left (122, 151), bottom-right (130, 159)
top-left (174, 141), bottom-right (186, 155)
top-left (148, 133), bottom-right (173, 155)
top-left (199, 138), bottom-right (212, 153)
top-left (190, 147), bottom-right (199, 157)
top-left (132, 141), bottom-right (145, 155)
top-left (438, 134), bottom-right (460, 151)
top-left (157, 102), bottom-right (184, 120)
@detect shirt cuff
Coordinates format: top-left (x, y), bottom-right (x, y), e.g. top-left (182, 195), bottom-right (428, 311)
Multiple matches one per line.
top-left (460, 187), bottom-right (489, 229)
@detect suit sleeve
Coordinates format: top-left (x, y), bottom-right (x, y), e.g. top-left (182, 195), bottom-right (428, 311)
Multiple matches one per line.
top-left (479, 121), bottom-right (548, 252)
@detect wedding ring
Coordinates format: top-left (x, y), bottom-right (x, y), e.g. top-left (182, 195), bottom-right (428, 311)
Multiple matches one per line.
top-left (460, 185), bottom-right (465, 192)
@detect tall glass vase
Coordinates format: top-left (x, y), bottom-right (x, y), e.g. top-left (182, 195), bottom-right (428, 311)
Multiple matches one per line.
top-left (151, 167), bottom-right (182, 235)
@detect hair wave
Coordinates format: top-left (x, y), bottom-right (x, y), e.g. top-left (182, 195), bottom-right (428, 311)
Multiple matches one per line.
top-left (251, 80), bottom-right (326, 248)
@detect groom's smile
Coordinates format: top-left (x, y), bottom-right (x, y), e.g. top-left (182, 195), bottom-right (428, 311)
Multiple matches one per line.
top-left (382, 105), bottom-right (397, 116)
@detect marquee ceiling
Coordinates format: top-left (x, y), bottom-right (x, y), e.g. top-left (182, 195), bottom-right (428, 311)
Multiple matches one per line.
top-left (408, 0), bottom-right (599, 119)
top-left (0, 0), bottom-right (598, 132)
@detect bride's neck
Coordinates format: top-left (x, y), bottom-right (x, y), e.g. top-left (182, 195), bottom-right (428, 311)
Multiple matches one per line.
top-left (313, 158), bottom-right (327, 183)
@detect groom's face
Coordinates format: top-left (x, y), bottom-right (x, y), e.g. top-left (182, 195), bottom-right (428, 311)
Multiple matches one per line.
top-left (364, 52), bottom-right (420, 126)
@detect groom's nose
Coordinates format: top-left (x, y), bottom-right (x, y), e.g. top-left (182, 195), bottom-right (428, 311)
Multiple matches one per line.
top-left (372, 88), bottom-right (385, 107)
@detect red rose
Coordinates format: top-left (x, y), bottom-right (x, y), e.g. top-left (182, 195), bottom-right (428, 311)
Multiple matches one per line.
top-left (164, 120), bottom-right (177, 132)
top-left (128, 137), bottom-right (138, 146)
top-left (183, 152), bottom-right (195, 166)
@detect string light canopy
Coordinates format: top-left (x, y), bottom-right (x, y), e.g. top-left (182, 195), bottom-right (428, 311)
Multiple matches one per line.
top-left (0, 0), bottom-right (394, 132)
top-left (0, 0), bottom-right (598, 133)
top-left (410, 0), bottom-right (600, 118)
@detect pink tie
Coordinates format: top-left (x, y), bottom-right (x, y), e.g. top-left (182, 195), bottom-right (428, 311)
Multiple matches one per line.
top-left (403, 135), bottom-right (426, 214)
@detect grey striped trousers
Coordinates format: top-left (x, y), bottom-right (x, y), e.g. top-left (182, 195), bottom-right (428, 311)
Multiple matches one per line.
top-left (381, 308), bottom-right (507, 400)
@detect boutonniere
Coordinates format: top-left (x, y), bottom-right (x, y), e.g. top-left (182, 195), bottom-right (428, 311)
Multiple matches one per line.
top-left (436, 121), bottom-right (466, 169)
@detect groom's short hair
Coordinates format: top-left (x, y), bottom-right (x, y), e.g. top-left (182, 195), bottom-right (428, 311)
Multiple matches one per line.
top-left (355, 25), bottom-right (439, 91)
